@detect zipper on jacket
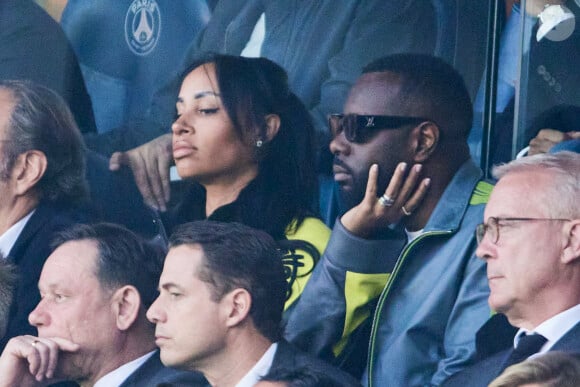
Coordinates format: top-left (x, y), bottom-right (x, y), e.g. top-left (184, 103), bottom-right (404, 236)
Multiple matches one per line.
top-left (366, 230), bottom-right (452, 387)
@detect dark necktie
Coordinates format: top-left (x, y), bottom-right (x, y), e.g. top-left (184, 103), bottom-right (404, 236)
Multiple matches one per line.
top-left (501, 333), bottom-right (547, 370)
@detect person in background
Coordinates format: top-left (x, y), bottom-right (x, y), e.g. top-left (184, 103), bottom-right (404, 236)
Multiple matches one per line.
top-left (524, 104), bottom-right (580, 156)
top-left (0, 0), bottom-right (96, 133)
top-left (101, 0), bottom-right (438, 215)
top-left (529, 130), bottom-right (580, 154)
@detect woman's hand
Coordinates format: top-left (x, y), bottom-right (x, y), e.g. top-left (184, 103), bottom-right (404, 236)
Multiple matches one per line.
top-left (341, 162), bottom-right (430, 238)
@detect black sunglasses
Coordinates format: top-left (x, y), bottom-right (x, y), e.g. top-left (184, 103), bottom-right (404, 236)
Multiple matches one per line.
top-left (329, 114), bottom-right (428, 143)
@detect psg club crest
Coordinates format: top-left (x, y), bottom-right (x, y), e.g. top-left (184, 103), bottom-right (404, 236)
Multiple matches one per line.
top-left (125, 0), bottom-right (161, 56)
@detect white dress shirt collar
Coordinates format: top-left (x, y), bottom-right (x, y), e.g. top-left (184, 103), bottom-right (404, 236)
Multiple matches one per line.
top-left (0, 210), bottom-right (35, 258)
top-left (94, 350), bottom-right (155, 387)
top-left (235, 342), bottom-right (278, 387)
top-left (515, 303), bottom-right (580, 354)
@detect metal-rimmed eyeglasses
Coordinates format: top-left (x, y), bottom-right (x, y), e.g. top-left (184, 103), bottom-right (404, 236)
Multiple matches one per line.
top-left (475, 217), bottom-right (571, 244)
top-left (328, 113), bottom-right (428, 143)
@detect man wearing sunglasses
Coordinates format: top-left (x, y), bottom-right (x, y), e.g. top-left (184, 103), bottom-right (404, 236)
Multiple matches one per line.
top-left (286, 53), bottom-right (492, 386)
top-left (442, 151), bottom-right (580, 387)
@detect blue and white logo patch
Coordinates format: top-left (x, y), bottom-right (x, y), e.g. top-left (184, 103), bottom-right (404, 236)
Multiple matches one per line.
top-left (125, 0), bottom-right (161, 56)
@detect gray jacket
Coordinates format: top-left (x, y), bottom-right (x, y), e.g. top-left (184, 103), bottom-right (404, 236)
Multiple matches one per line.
top-left (286, 160), bottom-right (492, 386)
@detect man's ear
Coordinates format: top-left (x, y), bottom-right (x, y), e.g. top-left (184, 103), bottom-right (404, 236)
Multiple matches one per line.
top-left (112, 285), bottom-right (141, 331)
top-left (13, 150), bottom-right (47, 196)
top-left (223, 288), bottom-right (252, 328)
top-left (562, 219), bottom-right (580, 264)
top-left (411, 122), bottom-right (439, 163)
top-left (262, 114), bottom-right (281, 144)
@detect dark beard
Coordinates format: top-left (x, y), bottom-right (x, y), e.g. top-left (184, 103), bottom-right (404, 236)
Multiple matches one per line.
top-left (337, 177), bottom-right (366, 213)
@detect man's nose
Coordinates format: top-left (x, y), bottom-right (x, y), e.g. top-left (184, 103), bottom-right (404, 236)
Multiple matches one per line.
top-left (329, 132), bottom-right (351, 156)
top-left (28, 301), bottom-right (49, 327)
top-left (146, 297), bottom-right (164, 323)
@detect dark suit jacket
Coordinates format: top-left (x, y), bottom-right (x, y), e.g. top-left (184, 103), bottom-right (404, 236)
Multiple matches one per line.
top-left (0, 203), bottom-right (86, 350)
top-left (59, 343), bottom-right (355, 386)
top-left (441, 320), bottom-right (580, 387)
top-left (48, 350), bottom-right (207, 387)
top-left (119, 350), bottom-right (207, 387)
top-left (268, 341), bottom-right (362, 387)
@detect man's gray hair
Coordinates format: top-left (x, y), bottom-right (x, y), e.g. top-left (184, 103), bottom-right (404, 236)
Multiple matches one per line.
top-left (0, 80), bottom-right (88, 205)
top-left (492, 151), bottom-right (580, 219)
top-left (0, 257), bottom-right (17, 339)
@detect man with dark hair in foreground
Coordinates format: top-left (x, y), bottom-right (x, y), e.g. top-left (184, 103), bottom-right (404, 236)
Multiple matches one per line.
top-left (147, 220), bottom-right (360, 387)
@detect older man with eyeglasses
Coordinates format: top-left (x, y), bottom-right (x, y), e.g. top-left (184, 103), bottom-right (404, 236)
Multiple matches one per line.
top-left (285, 53), bottom-right (493, 386)
top-left (442, 151), bottom-right (580, 387)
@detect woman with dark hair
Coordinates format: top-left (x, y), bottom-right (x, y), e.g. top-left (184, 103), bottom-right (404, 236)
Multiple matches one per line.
top-left (164, 54), bottom-right (329, 309)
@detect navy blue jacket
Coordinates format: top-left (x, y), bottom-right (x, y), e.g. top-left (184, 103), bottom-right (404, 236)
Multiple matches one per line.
top-left (118, 350), bottom-right (207, 387)
top-left (441, 321), bottom-right (580, 387)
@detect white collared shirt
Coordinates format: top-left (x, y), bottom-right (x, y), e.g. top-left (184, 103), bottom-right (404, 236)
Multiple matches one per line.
top-left (515, 303), bottom-right (580, 355)
top-left (0, 210), bottom-right (35, 258)
top-left (235, 342), bottom-right (278, 387)
top-left (93, 351), bottom-right (155, 387)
